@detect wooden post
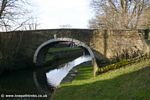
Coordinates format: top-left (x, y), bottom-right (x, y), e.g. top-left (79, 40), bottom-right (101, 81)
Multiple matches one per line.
top-left (92, 58), bottom-right (98, 77)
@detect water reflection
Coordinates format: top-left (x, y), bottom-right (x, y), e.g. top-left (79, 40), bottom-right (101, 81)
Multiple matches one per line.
top-left (0, 55), bottom-right (92, 99)
top-left (0, 69), bottom-right (50, 94)
top-left (46, 55), bottom-right (92, 87)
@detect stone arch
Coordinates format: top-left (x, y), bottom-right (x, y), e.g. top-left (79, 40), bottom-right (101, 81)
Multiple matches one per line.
top-left (33, 38), bottom-right (98, 76)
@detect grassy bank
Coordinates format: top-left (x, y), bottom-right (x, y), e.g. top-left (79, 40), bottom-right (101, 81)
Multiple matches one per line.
top-left (47, 47), bottom-right (81, 53)
top-left (52, 60), bottom-right (150, 100)
top-left (44, 47), bottom-right (84, 67)
top-left (45, 47), bottom-right (83, 62)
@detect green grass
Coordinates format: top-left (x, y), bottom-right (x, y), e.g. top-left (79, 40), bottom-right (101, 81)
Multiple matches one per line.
top-left (47, 47), bottom-right (81, 53)
top-left (44, 47), bottom-right (83, 64)
top-left (52, 60), bottom-right (150, 100)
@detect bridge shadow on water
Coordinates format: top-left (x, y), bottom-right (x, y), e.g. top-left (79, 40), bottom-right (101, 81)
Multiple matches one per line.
top-left (52, 66), bottom-right (150, 100)
top-left (0, 68), bottom-right (53, 100)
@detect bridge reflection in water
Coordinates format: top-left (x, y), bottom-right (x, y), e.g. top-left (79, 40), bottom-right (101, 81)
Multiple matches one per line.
top-left (0, 55), bottom-right (92, 99)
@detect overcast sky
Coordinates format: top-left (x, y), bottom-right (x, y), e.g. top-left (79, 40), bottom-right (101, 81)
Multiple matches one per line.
top-left (31, 0), bottom-right (93, 29)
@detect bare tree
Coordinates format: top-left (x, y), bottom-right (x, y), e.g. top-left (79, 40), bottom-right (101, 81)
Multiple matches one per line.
top-left (142, 7), bottom-right (150, 29)
top-left (0, 0), bottom-right (37, 69)
top-left (0, 0), bottom-right (33, 31)
top-left (19, 17), bottom-right (39, 30)
top-left (90, 0), bottom-right (150, 29)
top-left (59, 24), bottom-right (72, 28)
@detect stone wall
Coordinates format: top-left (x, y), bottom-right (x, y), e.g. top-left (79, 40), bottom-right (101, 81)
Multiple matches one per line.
top-left (90, 30), bottom-right (150, 60)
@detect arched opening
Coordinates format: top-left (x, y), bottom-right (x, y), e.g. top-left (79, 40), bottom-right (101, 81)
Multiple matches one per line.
top-left (33, 38), bottom-right (98, 77)
top-left (34, 38), bottom-right (94, 63)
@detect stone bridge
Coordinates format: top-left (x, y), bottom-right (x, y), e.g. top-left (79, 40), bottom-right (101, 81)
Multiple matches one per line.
top-left (1, 29), bottom-right (150, 95)
top-left (0, 29), bottom-right (150, 70)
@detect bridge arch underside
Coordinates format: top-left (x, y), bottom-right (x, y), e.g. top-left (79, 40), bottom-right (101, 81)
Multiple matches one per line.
top-left (33, 38), bottom-right (97, 70)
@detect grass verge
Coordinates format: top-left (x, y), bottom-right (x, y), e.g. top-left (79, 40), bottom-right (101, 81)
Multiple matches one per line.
top-left (47, 47), bottom-right (81, 53)
top-left (52, 59), bottom-right (150, 100)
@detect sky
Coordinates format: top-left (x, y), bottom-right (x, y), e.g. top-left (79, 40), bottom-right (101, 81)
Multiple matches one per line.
top-left (31, 0), bottom-right (93, 29)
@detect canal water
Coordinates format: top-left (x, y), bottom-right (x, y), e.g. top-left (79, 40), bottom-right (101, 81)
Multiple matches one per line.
top-left (0, 55), bottom-right (92, 99)
top-left (46, 55), bottom-right (92, 87)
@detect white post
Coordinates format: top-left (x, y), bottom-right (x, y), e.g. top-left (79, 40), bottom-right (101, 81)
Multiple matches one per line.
top-left (54, 34), bottom-right (57, 39)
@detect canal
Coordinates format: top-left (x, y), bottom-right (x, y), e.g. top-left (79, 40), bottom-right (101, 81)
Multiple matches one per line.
top-left (0, 47), bottom-right (93, 100)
